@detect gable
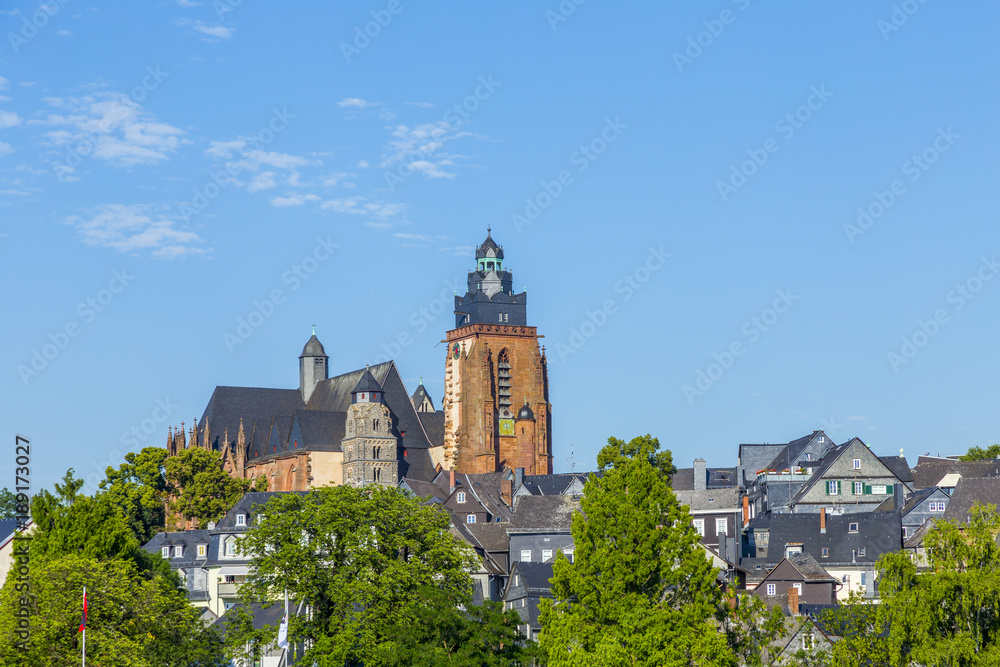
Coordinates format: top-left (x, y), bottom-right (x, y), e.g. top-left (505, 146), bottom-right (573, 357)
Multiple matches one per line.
top-left (758, 559), bottom-right (805, 585)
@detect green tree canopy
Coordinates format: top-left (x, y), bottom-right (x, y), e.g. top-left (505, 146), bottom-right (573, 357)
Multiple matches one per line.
top-left (0, 554), bottom-right (224, 667)
top-left (958, 443), bottom-right (1000, 461)
top-left (0, 488), bottom-right (17, 520)
top-left (828, 503), bottom-right (1000, 666)
top-left (99, 446), bottom-right (169, 543)
top-left (226, 484), bottom-right (513, 666)
top-left (539, 434), bottom-right (734, 666)
top-left (164, 447), bottom-right (266, 529)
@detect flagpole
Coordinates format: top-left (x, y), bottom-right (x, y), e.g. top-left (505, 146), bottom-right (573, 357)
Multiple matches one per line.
top-left (81, 585), bottom-right (86, 667)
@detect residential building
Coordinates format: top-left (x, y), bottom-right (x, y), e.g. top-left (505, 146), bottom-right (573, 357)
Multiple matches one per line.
top-left (942, 478), bottom-right (1000, 522)
top-left (508, 494), bottom-right (579, 566)
top-left (751, 553), bottom-right (839, 606)
top-left (875, 486), bottom-right (950, 539)
top-left (502, 561), bottom-right (555, 642)
top-left (740, 431), bottom-right (835, 515)
top-left (912, 455), bottom-right (1000, 490)
top-left (0, 518), bottom-right (33, 586)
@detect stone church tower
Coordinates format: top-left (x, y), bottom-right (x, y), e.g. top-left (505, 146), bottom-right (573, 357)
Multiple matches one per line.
top-left (342, 368), bottom-right (399, 487)
top-left (442, 230), bottom-right (552, 475)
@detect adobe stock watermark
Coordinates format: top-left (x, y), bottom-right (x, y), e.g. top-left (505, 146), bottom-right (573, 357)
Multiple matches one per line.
top-left (672, 0), bottom-right (753, 73)
top-left (340, 0), bottom-right (409, 63)
top-left (384, 75), bottom-right (501, 192)
top-left (554, 246), bottom-right (670, 362)
top-left (545, 0), bottom-right (586, 30)
top-left (6, 0), bottom-right (71, 54)
top-left (512, 117), bottom-right (627, 233)
top-left (366, 278), bottom-right (463, 365)
top-left (224, 236), bottom-right (337, 352)
top-left (17, 269), bottom-right (134, 386)
top-left (53, 65), bottom-right (169, 181)
top-left (180, 107), bottom-right (294, 218)
top-left (843, 127), bottom-right (958, 244)
top-left (878, 0), bottom-right (931, 41)
top-left (887, 255), bottom-right (998, 373)
top-left (716, 85), bottom-right (833, 202)
top-left (683, 289), bottom-right (799, 403)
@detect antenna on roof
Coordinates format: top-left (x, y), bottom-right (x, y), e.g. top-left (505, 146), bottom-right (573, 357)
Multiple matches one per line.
top-left (566, 444), bottom-right (576, 473)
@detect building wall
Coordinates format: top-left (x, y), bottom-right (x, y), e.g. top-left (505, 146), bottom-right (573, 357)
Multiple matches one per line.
top-left (797, 442), bottom-right (901, 510)
top-left (753, 561), bottom-right (835, 605)
top-left (689, 510), bottom-right (739, 551)
top-left (310, 451), bottom-right (344, 487)
top-left (509, 533), bottom-right (573, 564)
top-left (902, 489), bottom-right (949, 535)
top-left (825, 565), bottom-right (877, 600)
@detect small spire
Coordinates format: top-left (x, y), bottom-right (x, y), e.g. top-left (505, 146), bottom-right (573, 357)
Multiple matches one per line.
top-left (487, 225), bottom-right (491, 234)
top-left (312, 324), bottom-right (316, 335)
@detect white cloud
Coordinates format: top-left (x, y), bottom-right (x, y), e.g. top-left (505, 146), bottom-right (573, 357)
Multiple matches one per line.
top-left (380, 121), bottom-right (475, 179)
top-left (194, 22), bottom-right (234, 39)
top-left (357, 159), bottom-right (369, 169)
top-left (204, 138), bottom-right (246, 159)
top-left (404, 101), bottom-right (435, 109)
top-left (394, 232), bottom-right (431, 242)
top-left (57, 30), bottom-right (72, 37)
top-left (246, 171), bottom-right (278, 192)
top-left (0, 142), bottom-right (13, 157)
top-left (320, 196), bottom-right (406, 222)
top-left (65, 204), bottom-right (206, 258)
top-left (177, 0), bottom-right (201, 6)
top-left (337, 98), bottom-right (380, 109)
top-left (270, 193), bottom-right (320, 207)
top-left (0, 110), bottom-right (23, 128)
top-left (0, 77), bottom-right (8, 91)
top-left (31, 93), bottom-right (184, 171)
top-left (42, 96), bottom-right (64, 107)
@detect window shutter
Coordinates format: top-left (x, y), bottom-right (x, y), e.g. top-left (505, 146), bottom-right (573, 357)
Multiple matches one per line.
top-left (825, 481), bottom-right (830, 496)
top-left (886, 483), bottom-right (894, 494)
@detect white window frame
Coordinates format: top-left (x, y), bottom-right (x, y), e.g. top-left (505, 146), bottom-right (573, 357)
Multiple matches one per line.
top-left (766, 583), bottom-right (776, 596)
top-left (456, 491), bottom-right (466, 504)
top-left (693, 519), bottom-right (705, 536)
top-left (542, 549), bottom-right (553, 562)
top-left (872, 484), bottom-right (887, 495)
top-left (716, 518), bottom-right (727, 536)
top-left (520, 549), bottom-right (531, 562)
top-left (793, 582), bottom-right (803, 594)
top-left (235, 513), bottom-right (246, 527)
top-left (225, 537), bottom-right (239, 557)
top-left (828, 480), bottom-right (839, 495)
top-left (174, 545), bottom-right (183, 558)
top-left (466, 514), bottom-right (476, 524)
top-left (854, 481), bottom-right (864, 495)
top-left (853, 459), bottom-right (862, 469)
top-left (849, 522), bottom-right (859, 533)
top-left (161, 546), bottom-right (170, 558)
top-left (563, 547), bottom-right (574, 562)
top-left (197, 544), bottom-right (207, 558)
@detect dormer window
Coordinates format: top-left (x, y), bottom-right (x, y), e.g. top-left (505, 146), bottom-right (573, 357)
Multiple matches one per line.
top-left (235, 514), bottom-right (246, 527)
top-left (161, 546), bottom-right (170, 558)
top-left (174, 545), bottom-right (183, 558)
top-left (456, 491), bottom-right (466, 504)
top-left (197, 544), bottom-right (207, 558)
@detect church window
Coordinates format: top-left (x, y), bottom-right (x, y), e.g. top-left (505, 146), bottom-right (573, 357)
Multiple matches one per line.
top-left (497, 349), bottom-right (512, 413)
top-left (373, 446), bottom-right (381, 459)
top-left (374, 467), bottom-right (381, 482)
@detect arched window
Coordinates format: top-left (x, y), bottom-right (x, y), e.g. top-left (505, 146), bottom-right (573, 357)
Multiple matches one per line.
top-left (373, 467), bottom-right (381, 482)
top-left (373, 446), bottom-right (381, 459)
top-left (497, 349), bottom-right (512, 413)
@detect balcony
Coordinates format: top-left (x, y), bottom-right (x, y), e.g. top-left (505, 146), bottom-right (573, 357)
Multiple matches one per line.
top-left (755, 468), bottom-right (812, 483)
top-left (218, 582), bottom-right (240, 597)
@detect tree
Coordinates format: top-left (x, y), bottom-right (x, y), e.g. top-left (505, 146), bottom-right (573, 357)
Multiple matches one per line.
top-left (828, 503), bottom-right (1000, 666)
top-left (99, 447), bottom-right (169, 543)
top-left (0, 488), bottom-right (16, 520)
top-left (0, 554), bottom-right (224, 667)
top-left (164, 447), bottom-right (266, 529)
top-left (538, 434), bottom-right (733, 666)
top-left (225, 485), bottom-right (490, 666)
top-left (375, 586), bottom-right (544, 666)
top-left (959, 443), bottom-right (1000, 461)
top-left (720, 590), bottom-right (786, 667)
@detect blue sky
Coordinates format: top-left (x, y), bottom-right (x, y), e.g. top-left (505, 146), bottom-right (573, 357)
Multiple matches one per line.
top-left (2, 1), bottom-right (998, 492)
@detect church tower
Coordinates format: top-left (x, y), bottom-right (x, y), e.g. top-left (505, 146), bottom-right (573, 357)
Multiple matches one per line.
top-left (442, 230), bottom-right (552, 475)
top-left (299, 326), bottom-right (328, 403)
top-left (341, 369), bottom-right (399, 487)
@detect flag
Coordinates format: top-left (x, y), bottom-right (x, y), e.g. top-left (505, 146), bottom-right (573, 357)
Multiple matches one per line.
top-left (78, 590), bottom-right (87, 633)
top-left (277, 613), bottom-right (288, 649)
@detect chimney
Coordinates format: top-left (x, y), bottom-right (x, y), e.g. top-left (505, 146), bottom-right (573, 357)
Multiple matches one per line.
top-left (449, 469), bottom-right (456, 494)
top-left (694, 458), bottom-right (707, 491)
top-left (788, 586), bottom-right (799, 616)
top-left (742, 496), bottom-right (750, 527)
top-left (820, 507), bottom-right (826, 534)
top-left (894, 483), bottom-right (905, 511)
top-left (207, 521), bottom-right (216, 530)
top-left (501, 478), bottom-right (513, 507)
top-left (514, 467), bottom-right (525, 488)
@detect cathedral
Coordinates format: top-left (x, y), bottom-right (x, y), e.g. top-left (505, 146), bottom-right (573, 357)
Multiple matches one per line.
top-left (164, 231), bottom-right (552, 493)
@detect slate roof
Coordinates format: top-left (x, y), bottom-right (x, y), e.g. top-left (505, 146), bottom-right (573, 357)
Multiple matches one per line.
top-left (458, 472), bottom-right (516, 521)
top-left (785, 553), bottom-right (838, 581)
top-left (287, 410), bottom-right (346, 453)
top-left (903, 518), bottom-right (935, 549)
top-left (400, 477), bottom-right (449, 503)
top-left (518, 473), bottom-right (590, 496)
top-left (417, 410), bottom-right (445, 447)
top-left (675, 487), bottom-right (741, 511)
top-left (738, 443), bottom-right (789, 487)
top-left (198, 386), bottom-right (305, 452)
top-left (514, 561), bottom-right (555, 592)
top-left (352, 368), bottom-right (383, 394)
top-left (878, 456), bottom-right (913, 484)
top-left (213, 491), bottom-right (300, 530)
top-left (744, 511), bottom-right (902, 566)
top-left (762, 431), bottom-right (828, 473)
top-left (671, 467), bottom-right (738, 491)
top-left (142, 529), bottom-right (212, 564)
top-left (214, 600), bottom-right (304, 637)
top-left (942, 478), bottom-right (1000, 522)
top-left (410, 382), bottom-right (435, 411)
top-left (0, 519), bottom-right (17, 542)
top-left (300, 334), bottom-right (326, 357)
top-left (913, 460), bottom-right (1000, 490)
top-left (510, 495), bottom-right (580, 532)
top-left (476, 230), bottom-right (503, 260)
top-left (465, 523), bottom-right (511, 552)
